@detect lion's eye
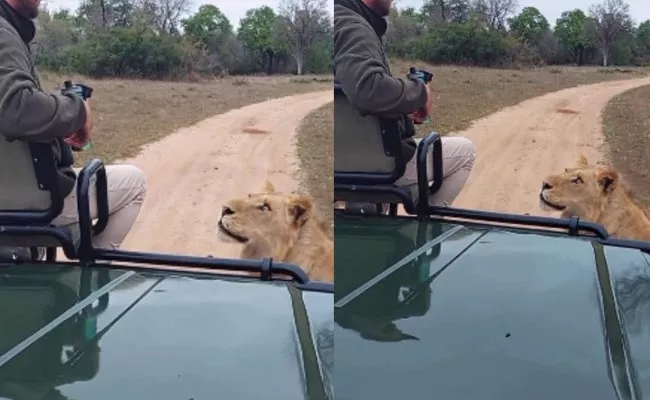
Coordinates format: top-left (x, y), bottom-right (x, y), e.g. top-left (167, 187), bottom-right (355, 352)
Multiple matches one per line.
top-left (570, 176), bottom-right (583, 184)
top-left (258, 203), bottom-right (271, 212)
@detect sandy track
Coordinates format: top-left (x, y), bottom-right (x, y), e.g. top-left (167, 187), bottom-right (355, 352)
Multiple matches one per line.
top-left (451, 76), bottom-right (650, 216)
top-left (119, 90), bottom-right (332, 257)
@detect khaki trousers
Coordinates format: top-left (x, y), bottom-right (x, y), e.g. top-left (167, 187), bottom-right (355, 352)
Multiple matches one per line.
top-left (53, 164), bottom-right (147, 250)
top-left (395, 136), bottom-right (476, 206)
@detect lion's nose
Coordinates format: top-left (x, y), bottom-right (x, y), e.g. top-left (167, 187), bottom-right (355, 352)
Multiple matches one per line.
top-left (541, 181), bottom-right (553, 191)
top-left (221, 206), bottom-right (234, 217)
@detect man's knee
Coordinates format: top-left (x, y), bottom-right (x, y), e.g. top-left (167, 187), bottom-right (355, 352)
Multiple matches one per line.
top-left (444, 136), bottom-right (476, 167)
top-left (459, 137), bottom-right (476, 166)
top-left (126, 165), bottom-right (147, 201)
top-left (107, 164), bottom-right (147, 201)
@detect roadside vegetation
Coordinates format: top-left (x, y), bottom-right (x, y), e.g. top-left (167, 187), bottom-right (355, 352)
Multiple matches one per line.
top-left (602, 85), bottom-right (650, 207)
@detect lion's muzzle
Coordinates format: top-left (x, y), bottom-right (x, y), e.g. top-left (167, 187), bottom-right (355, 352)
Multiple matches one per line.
top-left (221, 206), bottom-right (234, 217)
top-left (539, 181), bottom-right (565, 211)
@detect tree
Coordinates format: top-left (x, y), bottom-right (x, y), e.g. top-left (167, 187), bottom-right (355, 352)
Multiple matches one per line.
top-left (420, 0), bottom-right (445, 25)
top-left (555, 9), bottom-right (592, 64)
top-left (32, 8), bottom-right (80, 69)
top-left (471, 0), bottom-right (517, 30)
top-left (508, 7), bottom-right (549, 44)
top-left (277, 0), bottom-right (331, 75)
top-left (146, 0), bottom-right (190, 34)
top-left (110, 0), bottom-right (136, 28)
top-left (420, 0), bottom-right (471, 25)
top-left (447, 0), bottom-right (472, 23)
top-left (181, 5), bottom-right (232, 51)
top-left (76, 0), bottom-right (110, 29)
top-left (237, 6), bottom-right (284, 74)
top-left (636, 20), bottom-right (650, 63)
top-left (588, 0), bottom-right (633, 66)
top-left (386, 6), bottom-right (423, 57)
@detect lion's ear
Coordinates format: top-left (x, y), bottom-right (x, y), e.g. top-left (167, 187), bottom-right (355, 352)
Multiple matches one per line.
top-left (288, 194), bottom-right (313, 226)
top-left (597, 168), bottom-right (618, 193)
top-left (260, 181), bottom-right (276, 193)
top-left (575, 154), bottom-right (589, 168)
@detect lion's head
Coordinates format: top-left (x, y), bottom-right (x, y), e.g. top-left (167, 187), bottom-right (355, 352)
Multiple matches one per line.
top-left (539, 155), bottom-right (618, 220)
top-left (217, 181), bottom-right (315, 256)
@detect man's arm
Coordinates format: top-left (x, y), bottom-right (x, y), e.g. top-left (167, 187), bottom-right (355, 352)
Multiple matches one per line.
top-left (0, 28), bottom-right (86, 141)
top-left (334, 14), bottom-right (427, 117)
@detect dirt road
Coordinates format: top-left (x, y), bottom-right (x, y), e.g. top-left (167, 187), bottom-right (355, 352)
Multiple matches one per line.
top-left (451, 76), bottom-right (650, 216)
top-left (120, 90), bottom-right (332, 257)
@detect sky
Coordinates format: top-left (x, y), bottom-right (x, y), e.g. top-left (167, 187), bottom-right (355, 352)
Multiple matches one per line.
top-left (44, 0), bottom-right (650, 28)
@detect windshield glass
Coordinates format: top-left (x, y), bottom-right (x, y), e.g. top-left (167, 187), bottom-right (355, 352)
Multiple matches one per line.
top-left (334, 214), bottom-right (650, 400)
top-left (0, 263), bottom-right (332, 400)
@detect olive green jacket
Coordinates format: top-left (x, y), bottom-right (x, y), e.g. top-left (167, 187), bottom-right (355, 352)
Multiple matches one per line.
top-left (334, 0), bottom-right (427, 162)
top-left (0, 0), bottom-right (86, 197)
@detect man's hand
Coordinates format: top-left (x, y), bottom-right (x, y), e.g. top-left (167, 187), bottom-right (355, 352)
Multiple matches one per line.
top-left (408, 83), bottom-right (433, 124)
top-left (64, 99), bottom-right (92, 149)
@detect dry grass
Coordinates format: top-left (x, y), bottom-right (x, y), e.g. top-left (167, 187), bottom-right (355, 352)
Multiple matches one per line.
top-left (38, 71), bottom-right (332, 166)
top-left (602, 84), bottom-right (650, 206)
top-left (296, 102), bottom-right (333, 231)
top-left (389, 60), bottom-right (649, 135)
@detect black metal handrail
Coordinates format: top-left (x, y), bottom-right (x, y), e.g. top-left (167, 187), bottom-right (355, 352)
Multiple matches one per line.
top-left (335, 204), bottom-right (650, 256)
top-left (416, 132), bottom-right (443, 214)
top-left (88, 249), bottom-right (334, 293)
top-left (77, 159), bottom-right (109, 264)
top-left (427, 205), bottom-right (610, 239)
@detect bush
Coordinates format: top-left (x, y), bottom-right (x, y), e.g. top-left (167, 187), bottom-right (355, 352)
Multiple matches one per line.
top-left (413, 23), bottom-right (511, 67)
top-left (65, 28), bottom-right (184, 79)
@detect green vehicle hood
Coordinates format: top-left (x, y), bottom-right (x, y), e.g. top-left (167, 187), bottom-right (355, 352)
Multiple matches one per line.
top-left (334, 215), bottom-right (650, 400)
top-left (0, 265), bottom-right (333, 400)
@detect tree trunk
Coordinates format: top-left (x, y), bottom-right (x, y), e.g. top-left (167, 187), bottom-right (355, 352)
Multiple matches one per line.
top-left (577, 45), bottom-right (584, 66)
top-left (99, 0), bottom-right (107, 28)
top-left (295, 55), bottom-right (303, 75)
top-left (602, 47), bottom-right (609, 66)
top-left (266, 49), bottom-right (274, 75)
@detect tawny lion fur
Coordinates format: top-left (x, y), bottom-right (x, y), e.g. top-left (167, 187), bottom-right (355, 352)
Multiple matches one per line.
top-left (540, 154), bottom-right (650, 241)
top-left (217, 181), bottom-right (334, 282)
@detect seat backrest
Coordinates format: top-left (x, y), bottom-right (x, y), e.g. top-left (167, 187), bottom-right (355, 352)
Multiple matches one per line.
top-left (333, 83), bottom-right (406, 185)
top-left (0, 138), bottom-right (63, 224)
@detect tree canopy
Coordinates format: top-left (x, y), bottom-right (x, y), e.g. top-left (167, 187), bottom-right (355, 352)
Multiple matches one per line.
top-left (385, 0), bottom-right (648, 67)
top-left (33, 0), bottom-right (649, 80)
top-left (34, 0), bottom-right (333, 78)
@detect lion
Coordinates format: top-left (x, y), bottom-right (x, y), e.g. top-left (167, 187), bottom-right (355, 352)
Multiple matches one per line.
top-left (539, 154), bottom-right (650, 241)
top-left (217, 181), bottom-right (334, 282)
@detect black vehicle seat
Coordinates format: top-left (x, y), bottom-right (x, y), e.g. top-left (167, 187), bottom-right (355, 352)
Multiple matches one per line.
top-left (333, 82), bottom-right (444, 216)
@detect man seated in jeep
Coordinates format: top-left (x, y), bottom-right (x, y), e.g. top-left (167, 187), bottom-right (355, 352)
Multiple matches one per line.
top-left (334, 0), bottom-right (476, 207)
top-left (0, 0), bottom-right (147, 250)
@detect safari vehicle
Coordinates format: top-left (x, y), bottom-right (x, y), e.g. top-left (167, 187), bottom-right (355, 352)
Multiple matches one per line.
top-left (0, 134), bottom-right (333, 398)
top-left (334, 80), bottom-right (650, 400)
